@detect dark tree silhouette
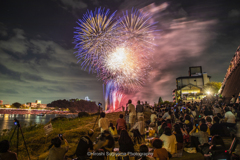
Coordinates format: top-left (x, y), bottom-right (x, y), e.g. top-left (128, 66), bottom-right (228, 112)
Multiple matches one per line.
top-left (47, 99), bottom-right (98, 113)
top-left (12, 102), bottom-right (21, 108)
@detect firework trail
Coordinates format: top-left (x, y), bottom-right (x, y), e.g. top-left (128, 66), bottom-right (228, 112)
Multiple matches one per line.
top-left (74, 7), bottom-right (157, 111)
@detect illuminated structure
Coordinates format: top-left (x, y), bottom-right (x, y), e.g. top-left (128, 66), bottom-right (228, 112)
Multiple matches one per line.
top-left (85, 96), bottom-right (90, 101)
top-left (173, 66), bottom-right (211, 103)
top-left (26, 100), bottom-right (46, 108)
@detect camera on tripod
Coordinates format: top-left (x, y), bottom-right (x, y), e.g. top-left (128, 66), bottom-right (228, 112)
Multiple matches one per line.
top-left (14, 118), bottom-right (20, 126)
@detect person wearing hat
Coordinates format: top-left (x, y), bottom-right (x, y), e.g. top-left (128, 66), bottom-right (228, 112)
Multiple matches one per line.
top-left (74, 129), bottom-right (94, 160)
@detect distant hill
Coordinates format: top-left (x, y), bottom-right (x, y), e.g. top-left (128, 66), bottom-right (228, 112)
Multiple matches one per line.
top-left (47, 99), bottom-right (98, 113)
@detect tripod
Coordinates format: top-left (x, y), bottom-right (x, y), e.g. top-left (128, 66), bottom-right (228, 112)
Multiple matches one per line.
top-left (9, 118), bottom-right (31, 160)
top-left (92, 104), bottom-right (102, 130)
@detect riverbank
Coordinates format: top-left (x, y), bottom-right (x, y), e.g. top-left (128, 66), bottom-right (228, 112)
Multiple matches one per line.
top-left (0, 111), bottom-right (120, 160)
top-left (1, 111), bottom-right (239, 160)
top-left (0, 109), bottom-right (77, 115)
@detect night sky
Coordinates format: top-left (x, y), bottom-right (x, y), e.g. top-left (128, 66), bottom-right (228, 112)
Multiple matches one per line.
top-left (0, 0), bottom-right (240, 105)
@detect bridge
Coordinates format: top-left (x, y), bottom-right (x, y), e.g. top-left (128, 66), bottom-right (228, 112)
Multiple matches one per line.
top-left (220, 45), bottom-right (240, 102)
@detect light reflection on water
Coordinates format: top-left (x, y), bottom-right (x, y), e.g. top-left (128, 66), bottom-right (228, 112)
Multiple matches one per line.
top-left (0, 114), bottom-right (77, 131)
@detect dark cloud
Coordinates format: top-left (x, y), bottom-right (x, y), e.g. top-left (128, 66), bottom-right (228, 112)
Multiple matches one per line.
top-left (118, 0), bottom-right (240, 105)
top-left (59, 0), bottom-right (87, 9)
top-left (0, 64), bottom-right (22, 81)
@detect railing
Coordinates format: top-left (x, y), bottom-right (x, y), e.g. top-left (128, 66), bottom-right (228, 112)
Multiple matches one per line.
top-left (220, 46), bottom-right (240, 93)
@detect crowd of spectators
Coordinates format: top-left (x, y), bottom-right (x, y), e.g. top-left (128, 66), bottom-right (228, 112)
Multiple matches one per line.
top-left (0, 95), bottom-right (239, 160)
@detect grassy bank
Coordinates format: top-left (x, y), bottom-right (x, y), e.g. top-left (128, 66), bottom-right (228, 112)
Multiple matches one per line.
top-left (0, 111), bottom-right (123, 160)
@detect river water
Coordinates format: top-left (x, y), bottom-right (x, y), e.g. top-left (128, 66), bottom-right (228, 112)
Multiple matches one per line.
top-left (0, 114), bottom-right (78, 131)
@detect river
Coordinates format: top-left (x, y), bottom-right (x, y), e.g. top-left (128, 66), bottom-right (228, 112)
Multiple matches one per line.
top-left (0, 114), bottom-right (78, 131)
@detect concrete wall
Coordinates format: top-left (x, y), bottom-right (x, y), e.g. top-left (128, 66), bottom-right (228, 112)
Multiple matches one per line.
top-left (222, 63), bottom-right (240, 102)
top-left (203, 73), bottom-right (210, 85)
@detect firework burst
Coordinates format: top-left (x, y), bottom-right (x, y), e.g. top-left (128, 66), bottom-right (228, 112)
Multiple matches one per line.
top-left (99, 9), bottom-right (156, 91)
top-left (73, 7), bottom-right (120, 73)
top-left (74, 7), bottom-right (157, 111)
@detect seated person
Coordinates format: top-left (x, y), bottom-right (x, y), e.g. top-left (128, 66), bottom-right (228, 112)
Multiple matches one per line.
top-left (98, 112), bottom-right (110, 133)
top-left (189, 124), bottom-right (209, 149)
top-left (210, 117), bottom-right (222, 136)
top-left (138, 145), bottom-right (155, 160)
top-left (197, 119), bottom-right (210, 135)
top-left (46, 136), bottom-right (69, 160)
top-left (158, 122), bottom-right (167, 137)
top-left (206, 116), bottom-right (213, 129)
top-left (109, 123), bottom-right (118, 138)
top-left (179, 123), bottom-right (190, 143)
top-left (160, 127), bottom-right (177, 155)
top-left (0, 140), bottom-right (17, 160)
top-left (150, 112), bottom-right (157, 124)
top-left (162, 109), bottom-right (171, 120)
top-left (130, 116), bottom-right (145, 135)
top-left (173, 124), bottom-right (183, 150)
top-left (166, 119), bottom-right (172, 130)
top-left (223, 107), bottom-right (236, 127)
top-left (152, 139), bottom-right (168, 160)
top-left (191, 108), bottom-right (197, 117)
top-left (74, 129), bottom-right (93, 160)
top-left (94, 130), bottom-right (115, 152)
top-left (184, 115), bottom-right (193, 133)
top-left (118, 129), bottom-right (134, 153)
top-left (116, 114), bottom-right (127, 134)
top-left (202, 135), bottom-right (226, 157)
top-left (204, 107), bottom-right (213, 116)
top-left (209, 135), bottom-right (225, 152)
top-left (131, 129), bottom-right (144, 152)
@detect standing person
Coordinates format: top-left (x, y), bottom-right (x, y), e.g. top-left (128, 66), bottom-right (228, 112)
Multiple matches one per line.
top-left (116, 114), bottom-right (127, 134)
top-left (128, 99), bottom-right (136, 128)
top-left (46, 136), bottom-right (69, 160)
top-left (122, 106), bottom-right (125, 112)
top-left (74, 130), bottom-right (94, 160)
top-left (136, 100), bottom-right (144, 121)
top-left (0, 140), bottom-right (17, 160)
top-left (98, 112), bottom-right (110, 133)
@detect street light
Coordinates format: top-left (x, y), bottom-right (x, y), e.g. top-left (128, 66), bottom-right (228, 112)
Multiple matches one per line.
top-left (207, 91), bottom-right (211, 95)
